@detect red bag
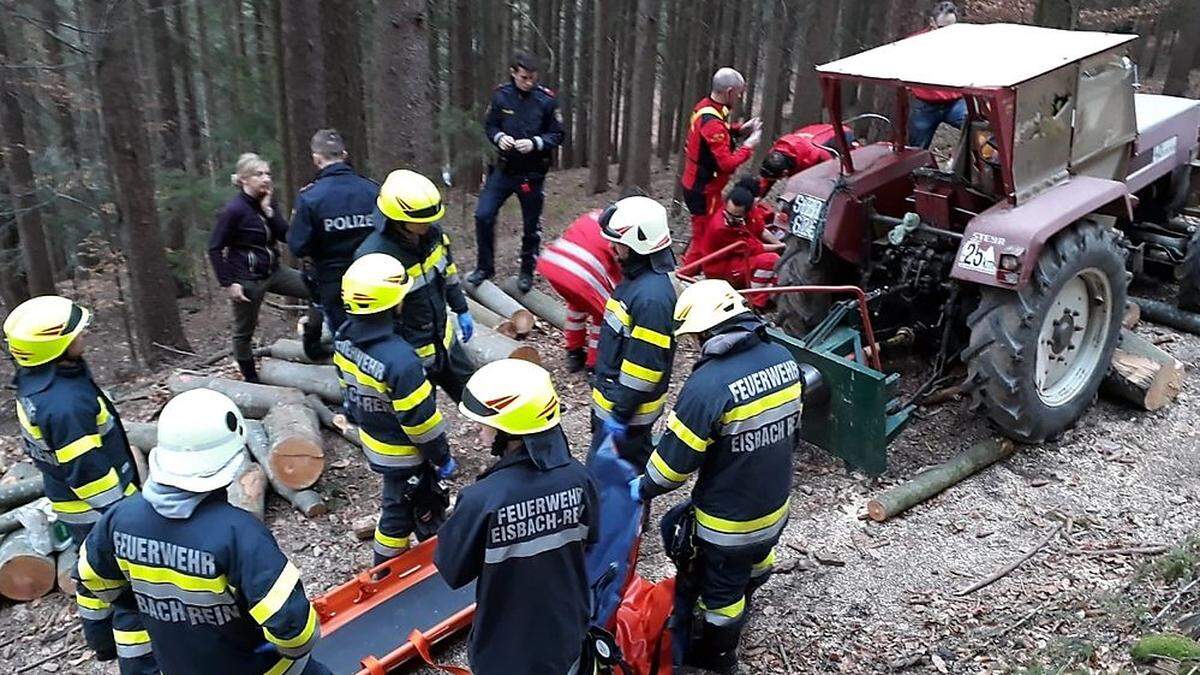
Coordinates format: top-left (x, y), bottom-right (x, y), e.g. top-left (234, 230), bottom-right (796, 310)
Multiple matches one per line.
top-left (613, 575), bottom-right (676, 675)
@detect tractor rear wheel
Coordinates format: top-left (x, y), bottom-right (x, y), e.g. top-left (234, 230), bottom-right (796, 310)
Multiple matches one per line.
top-left (1177, 227), bottom-right (1200, 311)
top-left (963, 220), bottom-right (1127, 443)
top-left (774, 236), bottom-right (838, 337)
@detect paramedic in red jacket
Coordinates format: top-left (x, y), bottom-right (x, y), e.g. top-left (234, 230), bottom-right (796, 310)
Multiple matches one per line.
top-left (680, 68), bottom-right (763, 266)
top-left (701, 179), bottom-right (783, 309)
top-left (757, 123), bottom-right (854, 195)
top-left (536, 210), bottom-right (623, 372)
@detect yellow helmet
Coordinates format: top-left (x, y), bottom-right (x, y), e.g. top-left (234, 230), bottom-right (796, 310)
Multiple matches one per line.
top-left (459, 359), bottom-right (561, 435)
top-left (341, 253), bottom-right (414, 315)
top-left (3, 295), bottom-right (91, 367)
top-left (674, 279), bottom-right (751, 336)
top-left (377, 169), bottom-right (445, 223)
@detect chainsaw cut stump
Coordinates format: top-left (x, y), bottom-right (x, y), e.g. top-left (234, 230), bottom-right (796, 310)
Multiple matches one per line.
top-left (0, 529), bottom-right (55, 601)
top-left (246, 421), bottom-right (328, 518)
top-left (263, 404), bottom-right (325, 491)
top-left (1101, 329), bottom-right (1184, 411)
top-left (466, 298), bottom-right (519, 338)
top-left (461, 323), bottom-right (541, 368)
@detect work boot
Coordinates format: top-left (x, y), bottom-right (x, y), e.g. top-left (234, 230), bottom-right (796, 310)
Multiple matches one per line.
top-left (236, 358), bottom-right (259, 383)
top-left (466, 269), bottom-right (491, 286)
top-left (517, 270), bottom-right (534, 293)
top-left (566, 348), bottom-right (587, 373)
top-left (302, 332), bottom-right (333, 361)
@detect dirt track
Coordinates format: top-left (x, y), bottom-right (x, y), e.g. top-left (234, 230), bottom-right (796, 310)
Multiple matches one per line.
top-left (0, 163), bottom-right (1197, 674)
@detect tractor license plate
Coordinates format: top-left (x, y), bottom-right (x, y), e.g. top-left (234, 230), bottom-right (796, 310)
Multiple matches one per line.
top-left (956, 239), bottom-right (997, 274)
top-left (790, 194), bottom-right (824, 241)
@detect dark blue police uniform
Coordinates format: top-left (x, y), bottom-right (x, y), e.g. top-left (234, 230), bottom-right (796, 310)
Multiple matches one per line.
top-left (474, 80), bottom-right (565, 279)
top-left (288, 162), bottom-right (379, 334)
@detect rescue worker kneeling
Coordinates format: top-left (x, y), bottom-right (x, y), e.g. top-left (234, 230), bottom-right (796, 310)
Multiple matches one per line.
top-left (631, 279), bottom-right (801, 674)
top-left (78, 389), bottom-right (329, 674)
top-left (435, 359), bottom-right (597, 675)
top-left (334, 253), bottom-right (458, 565)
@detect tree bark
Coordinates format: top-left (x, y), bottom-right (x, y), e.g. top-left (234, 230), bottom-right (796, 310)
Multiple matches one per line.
top-left (615, 0), bottom-right (637, 182)
top-left (450, 0), bottom-right (482, 191)
top-left (0, 20), bottom-right (57, 296)
top-left (498, 277), bottom-right (568, 330)
top-left (1101, 329), bottom-right (1185, 411)
top-left (622, 0), bottom-right (660, 192)
top-left (194, 0), bottom-right (221, 170)
top-left (172, 0), bottom-right (206, 175)
top-left (575, 0), bottom-right (593, 167)
top-left (0, 479), bottom-right (43, 511)
top-left (371, 1), bottom-right (436, 175)
top-left (226, 460), bottom-right (267, 520)
top-left (466, 280), bottom-right (536, 335)
top-left (254, 338), bottom-right (331, 364)
top-left (165, 373), bottom-right (306, 418)
top-left (0, 529), bottom-right (55, 601)
top-left (656, 0), bottom-right (680, 164)
top-left (559, 0), bottom-right (578, 168)
top-left (321, 0), bottom-right (369, 172)
top-left (258, 359), bottom-right (342, 403)
top-left (867, 439), bottom-right (1015, 522)
top-left (757, 1), bottom-right (793, 164)
top-left (146, 0), bottom-right (189, 252)
top-left (1163, 1), bottom-right (1200, 97)
top-left (86, 0), bottom-right (192, 363)
top-left (792, 0), bottom-right (837, 126)
top-left (1033, 0), bottom-right (1078, 29)
top-left (465, 298), bottom-right (519, 337)
top-left (459, 323), bottom-right (541, 367)
top-left (280, 0), bottom-right (325, 211)
top-left (588, 0), bottom-right (614, 192)
top-left (262, 403), bottom-right (325, 490)
top-left (56, 546), bottom-right (78, 595)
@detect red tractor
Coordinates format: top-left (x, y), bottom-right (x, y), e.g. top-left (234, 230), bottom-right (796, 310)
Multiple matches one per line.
top-left (774, 23), bottom-right (1200, 443)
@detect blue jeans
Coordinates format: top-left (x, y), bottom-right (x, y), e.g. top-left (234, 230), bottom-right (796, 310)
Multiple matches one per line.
top-left (908, 97), bottom-right (967, 149)
top-left (473, 169), bottom-right (545, 275)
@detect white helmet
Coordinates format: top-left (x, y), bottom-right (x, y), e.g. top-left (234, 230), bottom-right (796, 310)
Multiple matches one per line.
top-left (599, 196), bottom-right (671, 256)
top-left (674, 279), bottom-right (752, 335)
top-left (149, 389), bottom-right (247, 493)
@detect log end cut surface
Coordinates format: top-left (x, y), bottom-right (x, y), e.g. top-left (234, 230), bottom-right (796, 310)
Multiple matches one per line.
top-left (268, 440), bottom-right (325, 491)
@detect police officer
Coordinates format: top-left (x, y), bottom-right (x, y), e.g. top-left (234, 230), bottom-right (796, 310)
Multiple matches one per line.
top-left (469, 51), bottom-right (565, 292)
top-left (3, 296), bottom-right (158, 674)
top-left (435, 358), bottom-right (597, 675)
top-left (590, 196), bottom-right (678, 468)
top-left (78, 388), bottom-right (330, 675)
top-left (356, 169), bottom-right (476, 402)
top-left (632, 279), bottom-right (801, 673)
top-left (288, 129), bottom-right (379, 358)
top-left (334, 254), bottom-right (458, 564)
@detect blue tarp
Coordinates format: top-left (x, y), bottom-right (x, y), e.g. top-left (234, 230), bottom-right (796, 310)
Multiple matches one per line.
top-left (585, 436), bottom-right (643, 628)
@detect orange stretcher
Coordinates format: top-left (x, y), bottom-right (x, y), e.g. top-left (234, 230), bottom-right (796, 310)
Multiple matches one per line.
top-left (311, 537), bottom-right (476, 674)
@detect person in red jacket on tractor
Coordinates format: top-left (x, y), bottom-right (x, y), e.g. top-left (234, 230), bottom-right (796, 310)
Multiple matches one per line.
top-left (680, 67), bottom-right (763, 266)
top-left (757, 123), bottom-right (855, 195)
top-left (907, 2), bottom-right (964, 149)
top-left (701, 177), bottom-right (784, 309)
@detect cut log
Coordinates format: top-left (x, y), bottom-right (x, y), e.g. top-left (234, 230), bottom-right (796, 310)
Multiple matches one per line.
top-left (498, 276), bottom-right (568, 330)
top-left (867, 438), bottom-right (1015, 522)
top-left (244, 421), bottom-right (328, 518)
top-left (460, 322), bottom-right (541, 368)
top-left (129, 445), bottom-right (149, 484)
top-left (226, 460), bottom-right (267, 521)
top-left (1, 463), bottom-right (39, 484)
top-left (262, 404), bottom-right (325, 490)
top-left (1101, 329), bottom-right (1184, 411)
top-left (1133, 297), bottom-right (1200, 335)
top-left (304, 395), bottom-right (360, 445)
top-left (124, 421), bottom-right (158, 451)
top-left (466, 297), bottom-right (518, 338)
top-left (0, 478), bottom-right (43, 511)
top-left (56, 546), bottom-right (77, 595)
top-left (258, 358), bottom-right (342, 404)
top-left (253, 338), bottom-right (331, 364)
top-left (466, 279), bottom-right (535, 336)
top-left (0, 511), bottom-right (21, 536)
top-left (1123, 301), bottom-right (1141, 329)
top-left (352, 514), bottom-right (378, 541)
top-left (167, 373), bottom-right (306, 418)
top-left (0, 529), bottom-right (55, 601)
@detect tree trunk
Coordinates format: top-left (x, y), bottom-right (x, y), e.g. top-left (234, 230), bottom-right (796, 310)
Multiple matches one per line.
top-left (194, 0), bottom-right (221, 170)
top-left (575, 0), bottom-right (593, 167)
top-left (757, 1), bottom-right (793, 163)
top-left (616, 0), bottom-right (637, 182)
top-left (280, 0), bottom-right (325, 211)
top-left (166, 373), bottom-right (306, 418)
top-left (172, 0), bottom-right (206, 174)
top-left (498, 277), bottom-right (568, 329)
top-left (792, 0), bottom-right (837, 126)
top-left (258, 359), bottom-right (342, 403)
top-left (0, 151), bottom-right (29, 303)
top-left (146, 0), bottom-right (189, 253)
top-left (1101, 328), bottom-right (1185, 411)
top-left (656, 0), bottom-right (680, 164)
top-left (1163, 1), bottom-right (1200, 97)
top-left (465, 280), bottom-right (536, 335)
top-left (0, 20), bottom-right (57, 296)
top-left (0, 479), bottom-right (43, 511)
top-left (450, 0), bottom-right (482, 192)
top-left (0, 529), bottom-right (55, 601)
top-left (588, 0), bottom-right (614, 192)
top-left (741, 0), bottom-right (761, 111)
top-left (1033, 0), bottom-right (1078, 29)
top-left (245, 420), bottom-right (328, 517)
top-left (254, 338), bottom-right (331, 364)
top-left (86, 0), bottom-right (192, 363)
top-left (458, 323), bottom-right (541, 367)
top-left (262, 404), bottom-right (325, 490)
top-left (321, 0), bottom-right (370, 172)
top-left (866, 439), bottom-right (1015, 522)
top-left (56, 546), bottom-right (78, 595)
top-left (622, 0), bottom-right (659, 192)
top-left (38, 1), bottom-right (84, 169)
top-left (465, 298), bottom-right (519, 337)
top-left (371, 1), bottom-right (436, 175)
top-left (559, 0), bottom-right (578, 168)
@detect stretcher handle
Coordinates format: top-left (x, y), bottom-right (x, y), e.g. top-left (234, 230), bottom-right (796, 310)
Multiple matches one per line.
top-left (409, 629), bottom-right (472, 675)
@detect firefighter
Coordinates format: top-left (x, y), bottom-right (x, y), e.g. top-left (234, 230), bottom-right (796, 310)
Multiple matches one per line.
top-left (680, 67), bottom-right (763, 266)
top-left (288, 129), bottom-right (379, 358)
top-left (907, 2), bottom-right (964, 149)
top-left (434, 358), bottom-right (597, 675)
top-left (356, 169), bottom-right (476, 402)
top-left (590, 196), bottom-right (677, 468)
top-left (470, 51), bottom-right (565, 292)
top-left (3, 296), bottom-right (158, 674)
top-left (700, 179), bottom-right (784, 308)
top-left (631, 279), bottom-right (801, 673)
top-left (334, 253), bottom-right (458, 564)
top-left (78, 388), bottom-right (329, 675)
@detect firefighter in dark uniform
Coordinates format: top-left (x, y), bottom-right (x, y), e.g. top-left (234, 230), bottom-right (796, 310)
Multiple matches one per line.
top-left (435, 358), bottom-right (597, 675)
top-left (589, 196), bottom-right (678, 468)
top-left (334, 253), bottom-right (459, 564)
top-left (356, 169), bottom-right (476, 402)
top-left (78, 388), bottom-right (329, 675)
top-left (3, 296), bottom-right (159, 675)
top-left (288, 129), bottom-right (379, 358)
top-left (469, 51), bottom-right (565, 292)
top-left (632, 279), bottom-right (801, 674)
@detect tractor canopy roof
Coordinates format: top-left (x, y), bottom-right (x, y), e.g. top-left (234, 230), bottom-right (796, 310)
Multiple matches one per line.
top-left (816, 23), bottom-right (1136, 91)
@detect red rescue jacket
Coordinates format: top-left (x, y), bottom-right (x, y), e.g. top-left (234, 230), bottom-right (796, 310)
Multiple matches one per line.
top-left (681, 97), bottom-right (752, 196)
top-left (536, 211), bottom-right (622, 316)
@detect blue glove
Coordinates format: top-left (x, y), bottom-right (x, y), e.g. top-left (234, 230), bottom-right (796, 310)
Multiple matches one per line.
top-left (602, 417), bottom-right (628, 443)
top-left (629, 476), bottom-right (643, 502)
top-left (436, 457), bottom-right (459, 480)
top-left (457, 313), bottom-right (475, 343)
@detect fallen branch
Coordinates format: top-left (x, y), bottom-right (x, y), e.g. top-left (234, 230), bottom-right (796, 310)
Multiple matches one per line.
top-left (263, 299), bottom-right (308, 312)
top-left (867, 438), bottom-right (1014, 522)
top-left (152, 342), bottom-right (198, 358)
top-left (955, 522), bottom-right (1064, 596)
top-left (1155, 577), bottom-right (1200, 622)
top-left (1066, 545), bottom-right (1169, 556)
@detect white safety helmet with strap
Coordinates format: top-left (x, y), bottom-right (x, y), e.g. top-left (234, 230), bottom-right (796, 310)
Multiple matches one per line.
top-left (149, 388), bottom-right (247, 493)
top-left (674, 278), bottom-right (752, 336)
top-left (599, 196), bottom-right (671, 256)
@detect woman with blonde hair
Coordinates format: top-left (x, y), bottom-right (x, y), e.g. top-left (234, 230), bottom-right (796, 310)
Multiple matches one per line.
top-left (208, 153), bottom-right (315, 382)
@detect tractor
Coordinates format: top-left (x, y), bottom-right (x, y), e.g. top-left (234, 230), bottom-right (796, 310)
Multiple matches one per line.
top-left (763, 23), bottom-right (1200, 471)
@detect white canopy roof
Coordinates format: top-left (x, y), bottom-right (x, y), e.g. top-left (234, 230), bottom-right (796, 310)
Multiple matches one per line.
top-left (817, 23), bottom-right (1136, 89)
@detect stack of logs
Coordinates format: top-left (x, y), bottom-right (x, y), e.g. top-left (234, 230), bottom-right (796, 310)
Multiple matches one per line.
top-left (0, 463), bottom-right (65, 602)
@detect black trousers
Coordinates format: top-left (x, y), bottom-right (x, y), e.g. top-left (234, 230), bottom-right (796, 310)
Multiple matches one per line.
top-left (473, 169), bottom-right (545, 276)
top-left (426, 340), bottom-right (475, 404)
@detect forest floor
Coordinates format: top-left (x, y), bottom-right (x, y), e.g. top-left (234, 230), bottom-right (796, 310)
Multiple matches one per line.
top-left (0, 160), bottom-right (1198, 675)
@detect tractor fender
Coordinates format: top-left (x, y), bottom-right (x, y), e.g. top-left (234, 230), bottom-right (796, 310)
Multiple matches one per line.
top-left (949, 175), bottom-right (1133, 289)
